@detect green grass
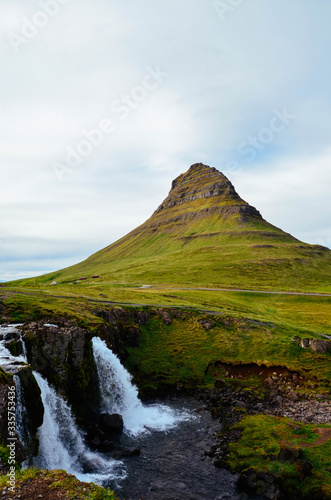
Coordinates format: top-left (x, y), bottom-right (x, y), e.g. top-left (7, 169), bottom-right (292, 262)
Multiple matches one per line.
top-left (1, 291), bottom-right (104, 328)
top-left (1, 288), bottom-right (330, 393)
top-left (124, 310), bottom-right (331, 394)
top-left (11, 239), bottom-right (331, 293)
top-left (3, 283), bottom-right (330, 335)
top-left (226, 415), bottom-right (331, 499)
top-left (0, 366), bottom-right (13, 384)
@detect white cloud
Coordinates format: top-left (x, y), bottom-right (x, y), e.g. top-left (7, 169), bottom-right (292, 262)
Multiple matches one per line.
top-left (232, 149), bottom-right (331, 248)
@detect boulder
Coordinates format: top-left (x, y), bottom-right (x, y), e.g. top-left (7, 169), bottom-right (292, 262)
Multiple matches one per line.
top-left (309, 339), bottom-right (331, 354)
top-left (275, 395), bottom-right (283, 407)
top-left (80, 454), bottom-right (109, 474)
top-left (198, 319), bottom-right (215, 330)
top-left (86, 425), bottom-right (115, 452)
top-left (98, 413), bottom-right (124, 436)
top-left (215, 379), bottom-right (225, 389)
top-left (263, 377), bottom-right (274, 388)
top-left (157, 310), bottom-right (172, 325)
top-left (296, 459), bottom-right (313, 478)
top-left (287, 390), bottom-right (299, 402)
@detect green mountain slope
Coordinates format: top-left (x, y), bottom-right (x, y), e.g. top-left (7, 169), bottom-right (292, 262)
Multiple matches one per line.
top-left (26, 163), bottom-right (331, 291)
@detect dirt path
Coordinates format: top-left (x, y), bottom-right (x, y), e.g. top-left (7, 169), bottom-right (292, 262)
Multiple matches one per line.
top-left (149, 285), bottom-right (331, 297)
top-left (301, 427), bottom-right (331, 447)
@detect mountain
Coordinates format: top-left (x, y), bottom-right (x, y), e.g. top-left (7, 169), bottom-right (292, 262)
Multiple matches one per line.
top-left (36, 163), bottom-right (331, 291)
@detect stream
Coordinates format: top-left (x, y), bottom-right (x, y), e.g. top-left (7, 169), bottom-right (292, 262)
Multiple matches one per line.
top-left (108, 397), bottom-right (246, 500)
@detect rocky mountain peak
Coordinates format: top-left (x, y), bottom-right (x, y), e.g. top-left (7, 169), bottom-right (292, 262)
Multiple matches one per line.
top-left (155, 163), bottom-right (243, 215)
top-left (171, 163), bottom-right (226, 191)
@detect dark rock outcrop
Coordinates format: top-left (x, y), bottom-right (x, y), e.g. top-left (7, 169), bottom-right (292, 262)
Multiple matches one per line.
top-left (96, 308), bottom-right (150, 360)
top-left (0, 376), bottom-right (11, 441)
top-left (98, 413), bottom-right (124, 436)
top-left (309, 338), bottom-right (331, 353)
top-left (293, 336), bottom-right (331, 353)
top-left (153, 163), bottom-right (262, 225)
top-left (0, 373), bottom-right (28, 465)
top-left (17, 366), bottom-right (44, 457)
top-left (19, 321), bottom-right (99, 427)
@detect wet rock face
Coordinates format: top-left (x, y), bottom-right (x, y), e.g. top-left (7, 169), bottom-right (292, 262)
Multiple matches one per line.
top-left (98, 413), bottom-right (124, 436)
top-left (0, 381), bottom-right (10, 440)
top-left (97, 308), bottom-right (149, 359)
top-left (19, 321), bottom-right (99, 426)
top-left (21, 323), bottom-right (86, 377)
top-left (18, 366), bottom-right (44, 434)
top-left (0, 378), bottom-right (27, 464)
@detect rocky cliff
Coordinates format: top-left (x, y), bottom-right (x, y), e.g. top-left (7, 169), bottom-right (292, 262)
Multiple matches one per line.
top-left (154, 163), bottom-right (262, 221)
top-left (19, 321), bottom-right (99, 425)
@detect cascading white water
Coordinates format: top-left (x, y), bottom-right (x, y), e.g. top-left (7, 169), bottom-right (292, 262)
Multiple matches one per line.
top-left (0, 325), bottom-right (27, 372)
top-left (92, 337), bottom-right (191, 437)
top-left (33, 371), bottom-right (126, 484)
top-left (19, 334), bottom-right (28, 361)
top-left (13, 374), bottom-right (30, 468)
top-left (14, 375), bottom-right (28, 446)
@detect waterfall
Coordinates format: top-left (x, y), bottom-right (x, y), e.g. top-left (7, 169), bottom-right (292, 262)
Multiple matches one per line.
top-left (92, 337), bottom-right (191, 437)
top-left (14, 375), bottom-right (28, 447)
top-left (33, 371), bottom-right (126, 484)
top-left (14, 374), bottom-right (30, 467)
top-left (19, 334), bottom-right (28, 361)
top-left (0, 325), bottom-right (27, 372)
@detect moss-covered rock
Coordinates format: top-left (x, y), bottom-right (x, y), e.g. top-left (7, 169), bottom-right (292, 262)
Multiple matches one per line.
top-left (5, 339), bottom-right (23, 357)
top-left (96, 307), bottom-right (148, 360)
top-left (225, 415), bottom-right (331, 500)
top-left (0, 469), bottom-right (118, 499)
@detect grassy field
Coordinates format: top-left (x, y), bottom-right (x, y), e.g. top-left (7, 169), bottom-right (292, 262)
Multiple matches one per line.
top-left (10, 239), bottom-right (331, 294)
top-left (2, 283), bottom-right (330, 335)
top-left (1, 286), bottom-right (330, 396)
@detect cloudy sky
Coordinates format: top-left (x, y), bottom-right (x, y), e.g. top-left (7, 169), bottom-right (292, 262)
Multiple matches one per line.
top-left (1, 0), bottom-right (331, 281)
